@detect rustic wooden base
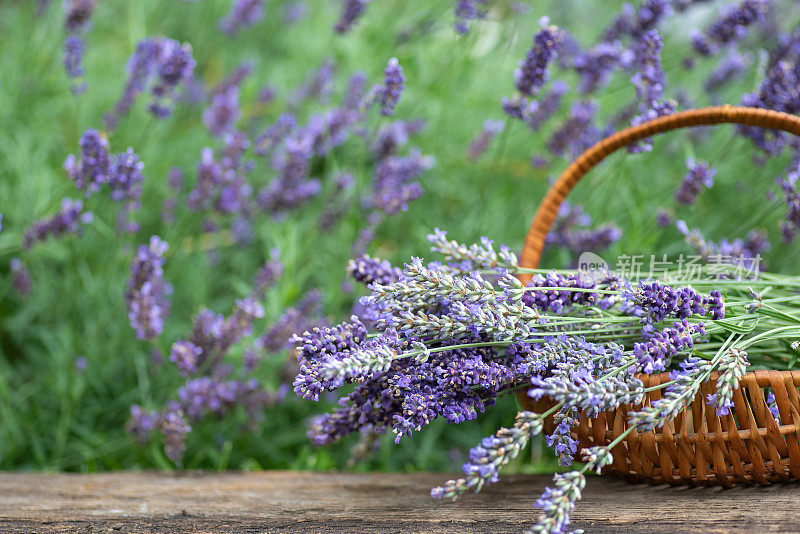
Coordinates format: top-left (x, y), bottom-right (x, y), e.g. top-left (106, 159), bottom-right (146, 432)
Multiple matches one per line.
top-left (0, 471), bottom-right (799, 532)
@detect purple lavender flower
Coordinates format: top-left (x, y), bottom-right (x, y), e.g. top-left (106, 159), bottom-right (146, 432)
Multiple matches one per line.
top-left (632, 0), bottom-right (672, 36)
top-left (739, 59), bottom-right (800, 155)
top-left (691, 0), bottom-right (768, 57)
top-left (258, 84), bottom-right (276, 103)
top-left (629, 29), bottom-right (675, 151)
top-left (161, 408), bottom-right (191, 462)
top-left (573, 41), bottom-right (633, 94)
top-left (291, 60), bottom-right (336, 106)
top-left (167, 167), bottom-right (183, 192)
top-left (601, 0), bottom-right (671, 42)
top-left (63, 0), bottom-right (95, 33)
top-left (64, 129), bottom-right (110, 195)
top-left (432, 411), bottom-right (545, 500)
top-left (378, 58), bottom-right (405, 117)
top-left (10, 258), bottom-right (32, 297)
top-left (63, 35), bottom-right (87, 94)
top-left (514, 17), bottom-right (561, 97)
top-left (108, 148), bottom-right (145, 202)
top-left (676, 221), bottom-right (769, 271)
top-left (706, 348), bottom-right (748, 415)
top-left (187, 135), bottom-right (253, 217)
top-left (467, 120), bottom-right (505, 160)
top-left (633, 320), bottom-right (705, 373)
top-left (777, 163), bottom-right (800, 242)
top-left (704, 49), bottom-right (750, 92)
top-left (22, 198), bottom-right (93, 249)
top-left (218, 0), bottom-right (267, 36)
top-left (631, 29), bottom-right (670, 108)
top-left (252, 249), bottom-right (283, 297)
top-left (254, 113), bottom-right (297, 157)
top-left (371, 119), bottom-right (426, 160)
top-left (521, 80), bottom-right (568, 130)
top-left (104, 37), bottom-right (196, 129)
top-left (347, 255), bottom-right (402, 286)
top-left (260, 290), bottom-right (326, 355)
top-left (203, 86), bottom-right (240, 137)
top-left (454, 0), bottom-right (489, 34)
top-left (256, 126), bottom-right (321, 214)
top-left (284, 1), bottom-right (307, 23)
top-left (545, 201), bottom-right (621, 253)
top-left (656, 208), bottom-right (674, 227)
top-left (675, 158), bottom-right (715, 205)
top-left (371, 148), bottom-right (434, 215)
top-left (601, 3), bottom-right (635, 42)
top-left (334, 0), bottom-right (371, 34)
top-left (531, 472), bottom-right (586, 534)
top-left (546, 100), bottom-right (600, 158)
top-left (126, 236), bottom-right (172, 340)
top-left (343, 71), bottom-right (368, 109)
top-left (767, 391), bottom-right (781, 422)
top-left (127, 405), bottom-right (160, 444)
top-left (169, 340), bottom-right (203, 377)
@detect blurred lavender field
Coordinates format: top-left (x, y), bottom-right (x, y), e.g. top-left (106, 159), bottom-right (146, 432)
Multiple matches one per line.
top-left (0, 0), bottom-right (798, 472)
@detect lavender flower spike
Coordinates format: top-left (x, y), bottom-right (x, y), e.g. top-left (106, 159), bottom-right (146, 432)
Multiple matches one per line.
top-left (347, 255), bottom-right (402, 286)
top-left (454, 0), bottom-right (489, 34)
top-left (126, 236), bottom-right (172, 340)
top-left (379, 58), bottom-right (405, 116)
top-left (514, 17), bottom-right (561, 97)
top-left (427, 228), bottom-right (518, 272)
top-left (691, 0), bottom-right (769, 56)
top-left (467, 119), bottom-right (505, 160)
top-left (527, 471), bottom-right (586, 534)
top-left (335, 0), bottom-right (371, 34)
top-left (431, 411), bottom-right (545, 500)
top-left (22, 198), bottom-right (93, 249)
top-left (63, 35), bottom-right (87, 94)
top-left (674, 158), bottom-right (715, 205)
top-left (218, 0), bottom-right (267, 36)
top-left (706, 348), bottom-right (749, 416)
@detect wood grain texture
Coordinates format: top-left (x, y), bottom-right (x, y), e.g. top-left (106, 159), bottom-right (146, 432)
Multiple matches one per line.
top-left (0, 471), bottom-right (799, 533)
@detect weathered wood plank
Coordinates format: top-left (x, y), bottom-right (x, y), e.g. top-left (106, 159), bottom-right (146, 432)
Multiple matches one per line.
top-left (0, 471), bottom-right (798, 533)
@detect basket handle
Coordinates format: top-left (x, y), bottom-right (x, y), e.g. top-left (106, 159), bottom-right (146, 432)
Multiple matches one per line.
top-left (518, 105), bottom-right (800, 283)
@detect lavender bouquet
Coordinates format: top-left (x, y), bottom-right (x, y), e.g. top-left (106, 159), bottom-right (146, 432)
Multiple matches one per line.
top-left (293, 230), bottom-right (800, 533)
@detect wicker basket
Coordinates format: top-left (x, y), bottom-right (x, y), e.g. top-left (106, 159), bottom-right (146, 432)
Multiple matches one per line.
top-left (516, 105), bottom-right (800, 487)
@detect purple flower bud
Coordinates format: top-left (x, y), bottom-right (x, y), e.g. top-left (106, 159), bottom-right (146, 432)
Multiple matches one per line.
top-left (467, 119), bottom-right (505, 160)
top-left (675, 158), bottom-right (715, 205)
top-left (63, 0), bottom-right (95, 34)
top-left (334, 0), bottom-right (371, 34)
top-left (692, 0), bottom-right (768, 56)
top-left (10, 258), bottom-right (32, 297)
top-left (126, 236), bottom-right (172, 340)
top-left (22, 198), bottom-right (93, 249)
top-left (514, 17), bottom-right (561, 97)
top-left (378, 58), bottom-right (405, 116)
top-left (104, 37), bottom-right (196, 130)
top-left (218, 0), bottom-right (267, 36)
top-left (454, 0), bottom-right (489, 34)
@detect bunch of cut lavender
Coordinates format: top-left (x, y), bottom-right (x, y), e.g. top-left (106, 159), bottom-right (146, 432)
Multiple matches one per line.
top-left (295, 231), bottom-right (800, 533)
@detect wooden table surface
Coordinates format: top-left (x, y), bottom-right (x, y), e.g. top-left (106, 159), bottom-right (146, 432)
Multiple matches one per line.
top-left (0, 471), bottom-right (799, 533)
